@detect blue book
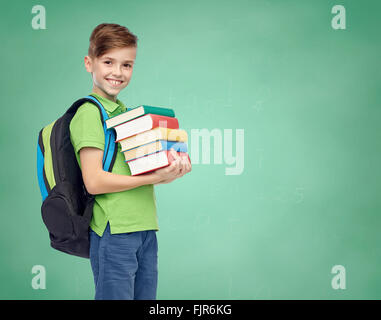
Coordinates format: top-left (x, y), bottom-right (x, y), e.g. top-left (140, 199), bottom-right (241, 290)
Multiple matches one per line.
top-left (123, 140), bottom-right (188, 162)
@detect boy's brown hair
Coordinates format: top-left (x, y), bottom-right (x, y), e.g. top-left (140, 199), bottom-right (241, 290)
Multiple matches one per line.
top-left (88, 23), bottom-right (138, 58)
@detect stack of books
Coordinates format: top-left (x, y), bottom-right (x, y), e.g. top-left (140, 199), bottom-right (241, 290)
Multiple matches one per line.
top-left (106, 105), bottom-right (189, 175)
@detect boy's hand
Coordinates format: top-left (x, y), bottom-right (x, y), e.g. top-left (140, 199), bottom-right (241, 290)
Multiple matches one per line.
top-left (154, 149), bottom-right (192, 184)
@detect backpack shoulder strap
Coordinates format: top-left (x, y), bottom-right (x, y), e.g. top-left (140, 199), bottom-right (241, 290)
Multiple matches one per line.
top-left (67, 95), bottom-right (117, 172)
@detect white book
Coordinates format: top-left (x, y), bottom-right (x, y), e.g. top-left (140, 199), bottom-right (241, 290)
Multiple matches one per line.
top-left (114, 114), bottom-right (178, 142)
top-left (127, 150), bottom-right (172, 175)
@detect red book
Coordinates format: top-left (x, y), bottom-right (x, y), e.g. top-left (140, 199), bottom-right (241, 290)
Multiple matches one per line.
top-left (127, 150), bottom-right (190, 176)
top-left (114, 114), bottom-right (179, 142)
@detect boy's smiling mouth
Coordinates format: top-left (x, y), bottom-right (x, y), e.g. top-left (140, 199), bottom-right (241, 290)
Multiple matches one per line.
top-left (106, 78), bottom-right (124, 87)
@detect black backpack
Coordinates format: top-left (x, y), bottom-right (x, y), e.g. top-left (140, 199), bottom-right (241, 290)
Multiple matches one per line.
top-left (37, 95), bottom-right (117, 258)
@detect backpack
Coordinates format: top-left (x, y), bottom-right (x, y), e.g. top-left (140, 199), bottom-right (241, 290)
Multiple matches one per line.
top-left (37, 94), bottom-right (117, 258)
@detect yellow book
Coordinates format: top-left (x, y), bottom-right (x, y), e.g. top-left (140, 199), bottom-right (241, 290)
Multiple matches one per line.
top-left (119, 127), bottom-right (188, 152)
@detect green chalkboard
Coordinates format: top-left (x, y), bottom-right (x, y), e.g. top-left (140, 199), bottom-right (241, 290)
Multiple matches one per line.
top-left (0, 0), bottom-right (380, 299)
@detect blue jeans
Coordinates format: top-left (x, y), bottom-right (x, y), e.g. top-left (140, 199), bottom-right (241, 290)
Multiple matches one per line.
top-left (89, 223), bottom-right (158, 300)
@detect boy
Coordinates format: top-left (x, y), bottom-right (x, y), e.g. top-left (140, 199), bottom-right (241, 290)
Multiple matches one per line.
top-left (69, 23), bottom-right (191, 300)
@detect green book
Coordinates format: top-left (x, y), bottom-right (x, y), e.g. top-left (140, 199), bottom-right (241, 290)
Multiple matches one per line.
top-left (105, 105), bottom-right (175, 129)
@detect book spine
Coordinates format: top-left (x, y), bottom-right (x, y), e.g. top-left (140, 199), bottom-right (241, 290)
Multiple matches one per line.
top-left (160, 140), bottom-right (188, 152)
top-left (150, 115), bottom-right (179, 129)
top-left (167, 128), bottom-right (188, 142)
top-left (143, 106), bottom-right (175, 118)
top-left (167, 151), bottom-right (190, 163)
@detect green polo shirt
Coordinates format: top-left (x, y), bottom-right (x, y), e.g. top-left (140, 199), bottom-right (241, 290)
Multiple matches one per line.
top-left (69, 93), bottom-right (158, 236)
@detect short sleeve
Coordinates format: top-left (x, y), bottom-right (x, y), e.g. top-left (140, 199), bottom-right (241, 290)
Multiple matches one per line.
top-left (69, 102), bottom-right (105, 154)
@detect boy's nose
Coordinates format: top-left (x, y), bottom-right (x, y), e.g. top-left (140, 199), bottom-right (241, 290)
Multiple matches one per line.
top-left (112, 65), bottom-right (122, 77)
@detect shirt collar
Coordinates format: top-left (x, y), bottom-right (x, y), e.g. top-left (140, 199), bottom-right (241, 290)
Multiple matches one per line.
top-left (90, 92), bottom-right (127, 114)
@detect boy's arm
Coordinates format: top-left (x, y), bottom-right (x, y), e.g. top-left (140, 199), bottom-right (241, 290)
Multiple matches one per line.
top-left (80, 147), bottom-right (186, 195)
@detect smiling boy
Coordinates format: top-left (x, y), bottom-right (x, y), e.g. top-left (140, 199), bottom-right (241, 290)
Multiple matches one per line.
top-left (69, 23), bottom-right (191, 300)
top-left (85, 45), bottom-right (135, 101)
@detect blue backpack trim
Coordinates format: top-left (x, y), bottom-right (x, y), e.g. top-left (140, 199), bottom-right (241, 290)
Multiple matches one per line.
top-left (37, 138), bottom-right (48, 200)
top-left (85, 95), bottom-right (116, 172)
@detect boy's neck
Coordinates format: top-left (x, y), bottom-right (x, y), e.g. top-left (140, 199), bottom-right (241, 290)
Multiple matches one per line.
top-left (92, 87), bottom-right (118, 103)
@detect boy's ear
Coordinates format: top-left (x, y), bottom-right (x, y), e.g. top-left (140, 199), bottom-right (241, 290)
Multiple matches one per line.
top-left (84, 56), bottom-right (93, 73)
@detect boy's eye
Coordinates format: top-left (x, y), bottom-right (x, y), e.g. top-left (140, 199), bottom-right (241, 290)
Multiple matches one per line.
top-left (104, 61), bottom-right (131, 67)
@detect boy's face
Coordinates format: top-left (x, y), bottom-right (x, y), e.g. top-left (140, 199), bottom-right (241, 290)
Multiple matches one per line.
top-left (84, 46), bottom-right (137, 102)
